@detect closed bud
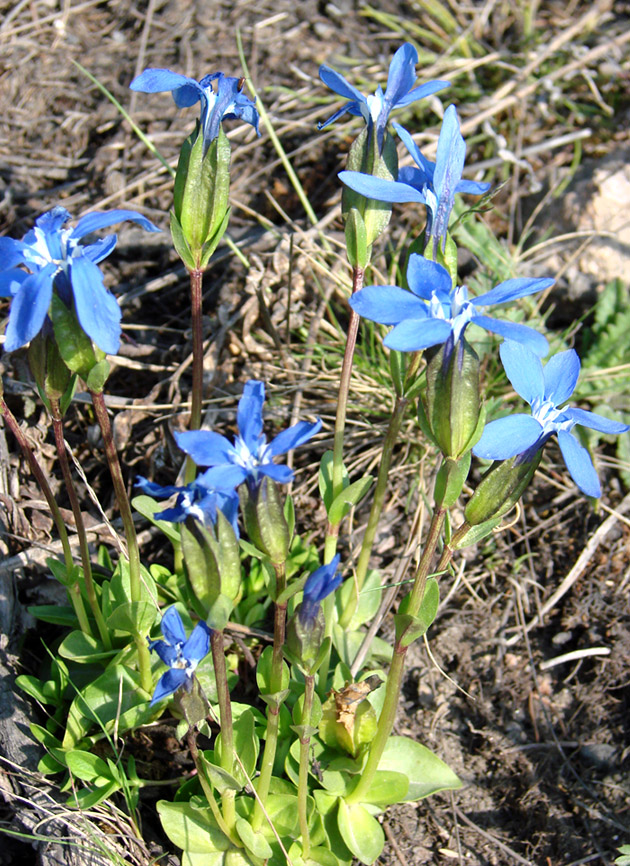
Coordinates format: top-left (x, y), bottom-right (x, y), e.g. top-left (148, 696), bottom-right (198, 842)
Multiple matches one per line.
top-left (172, 124), bottom-right (231, 270)
top-left (286, 607), bottom-right (325, 671)
top-left (465, 448), bottom-right (542, 527)
top-left (28, 329), bottom-right (75, 413)
top-left (421, 335), bottom-right (484, 459)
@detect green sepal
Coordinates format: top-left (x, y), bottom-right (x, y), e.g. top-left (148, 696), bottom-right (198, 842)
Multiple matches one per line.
top-left (428, 232), bottom-right (458, 284)
top-left (394, 578), bottom-right (439, 647)
top-left (28, 332), bottom-right (73, 406)
top-left (389, 350), bottom-right (406, 397)
top-left (327, 475), bottom-right (374, 526)
top-left (341, 127), bottom-right (397, 249)
top-left (464, 449), bottom-right (542, 526)
top-left (86, 359), bottom-right (111, 393)
top-left (199, 206), bottom-right (231, 270)
top-left (170, 209), bottom-right (196, 270)
top-left (175, 676), bottom-right (209, 728)
top-left (434, 453), bottom-right (471, 509)
top-left (241, 478), bottom-right (291, 569)
top-left (50, 293), bottom-right (106, 381)
top-left (450, 516), bottom-right (502, 549)
top-left (344, 207), bottom-right (369, 269)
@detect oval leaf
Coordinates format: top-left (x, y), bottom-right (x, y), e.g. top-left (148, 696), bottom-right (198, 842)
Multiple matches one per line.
top-left (337, 799), bottom-right (384, 865)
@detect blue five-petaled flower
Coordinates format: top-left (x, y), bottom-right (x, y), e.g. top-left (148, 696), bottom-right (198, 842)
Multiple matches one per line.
top-left (318, 43), bottom-right (449, 150)
top-left (473, 342), bottom-right (630, 498)
top-left (135, 471), bottom-right (240, 536)
top-left (130, 69), bottom-right (260, 152)
top-left (339, 105), bottom-right (490, 252)
top-left (148, 607), bottom-right (211, 706)
top-left (0, 206), bottom-right (160, 354)
top-left (174, 380), bottom-right (322, 490)
top-left (349, 253), bottom-right (553, 356)
top-left (298, 554), bottom-right (343, 627)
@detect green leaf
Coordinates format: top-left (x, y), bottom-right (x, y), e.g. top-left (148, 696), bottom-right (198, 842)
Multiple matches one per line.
top-left (235, 818), bottom-right (273, 860)
top-left (336, 569), bottom-right (381, 630)
top-left (615, 845), bottom-right (630, 865)
top-left (394, 579), bottom-right (440, 647)
top-left (107, 601), bottom-right (157, 636)
top-left (170, 209), bottom-right (197, 270)
top-left (69, 779), bottom-right (121, 809)
top-left (318, 451), bottom-right (349, 511)
top-left (27, 604), bottom-right (78, 627)
top-left (216, 709), bottom-right (258, 787)
top-left (58, 630), bottom-right (117, 664)
top-left (379, 736), bottom-right (461, 800)
top-left (201, 756), bottom-right (242, 793)
top-left (332, 626), bottom-right (392, 669)
top-left (132, 494), bottom-right (181, 544)
top-left (337, 799), bottom-right (384, 865)
top-left (157, 800), bottom-right (231, 854)
top-left (63, 664), bottom-right (148, 748)
top-left (327, 475), bottom-right (374, 525)
top-left (352, 770), bottom-right (409, 807)
top-left (66, 750), bottom-right (117, 784)
top-left (16, 676), bottom-right (54, 705)
top-left (85, 359), bottom-right (110, 393)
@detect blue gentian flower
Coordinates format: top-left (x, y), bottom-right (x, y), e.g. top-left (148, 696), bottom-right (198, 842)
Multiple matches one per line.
top-left (135, 470), bottom-right (240, 536)
top-left (349, 254), bottom-right (553, 356)
top-left (318, 43), bottom-right (449, 150)
top-left (174, 380), bottom-right (322, 489)
top-left (298, 554), bottom-right (342, 627)
top-left (0, 206), bottom-right (160, 354)
top-left (339, 105), bottom-right (490, 252)
top-left (130, 69), bottom-right (260, 152)
top-left (473, 342), bottom-right (630, 498)
top-left (148, 606), bottom-right (211, 705)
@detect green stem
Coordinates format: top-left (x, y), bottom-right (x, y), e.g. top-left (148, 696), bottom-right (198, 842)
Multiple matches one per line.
top-left (49, 401), bottom-right (109, 647)
top-left (339, 395), bottom-right (408, 628)
top-left (89, 390), bottom-right (152, 692)
top-left (185, 267), bottom-right (204, 485)
top-left (347, 506), bottom-right (445, 805)
top-left (252, 564), bottom-right (287, 831)
top-left (187, 727), bottom-right (238, 843)
top-left (211, 630), bottom-right (236, 833)
top-left (297, 674), bottom-right (315, 857)
top-left (1, 397), bottom-right (91, 636)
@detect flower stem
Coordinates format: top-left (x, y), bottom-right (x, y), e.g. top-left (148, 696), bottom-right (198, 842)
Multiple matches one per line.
top-left (339, 395), bottom-right (408, 628)
top-left (187, 727), bottom-right (237, 842)
top-left (48, 400), bottom-right (110, 647)
top-left (297, 673), bottom-right (315, 857)
top-left (1, 397), bottom-right (91, 636)
top-left (346, 506), bottom-right (445, 805)
top-left (210, 630), bottom-right (237, 833)
top-left (185, 267), bottom-right (204, 485)
top-left (89, 389), bottom-right (152, 691)
top-left (252, 563), bottom-right (287, 831)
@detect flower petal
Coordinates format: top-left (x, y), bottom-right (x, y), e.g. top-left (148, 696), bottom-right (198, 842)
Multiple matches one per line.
top-left (318, 65), bottom-right (365, 104)
top-left (135, 476), bottom-right (186, 499)
top-left (4, 264), bottom-right (56, 352)
top-left (349, 285), bottom-right (428, 325)
top-left (498, 341), bottom-right (545, 404)
top-left (557, 429), bottom-right (601, 497)
top-left (82, 235), bottom-right (118, 264)
top-left (384, 317), bottom-right (452, 351)
top-left (472, 277), bottom-right (554, 307)
top-left (383, 43), bottom-right (418, 111)
top-left (160, 606), bottom-right (187, 646)
top-left (338, 171), bottom-right (426, 204)
top-left (71, 209), bottom-right (160, 240)
top-left (174, 430), bottom-right (236, 466)
top-left (0, 236), bottom-right (29, 269)
top-left (148, 638), bottom-right (178, 666)
top-left (36, 206), bottom-right (72, 234)
top-left (406, 254), bottom-right (452, 300)
top-left (565, 407), bottom-right (630, 435)
top-left (238, 381), bottom-right (266, 452)
top-left (473, 415), bottom-right (543, 460)
top-left (183, 622), bottom-right (211, 665)
top-left (130, 68), bottom-right (201, 102)
top-left (541, 349), bottom-right (580, 405)
top-left (393, 123), bottom-right (435, 178)
top-left (150, 669), bottom-right (188, 705)
top-left (70, 253), bottom-right (122, 354)
top-left (0, 268), bottom-right (28, 297)
top-left (197, 464), bottom-right (248, 490)
top-left (268, 418), bottom-right (322, 456)
top-left (431, 105), bottom-right (465, 243)
top-left (455, 179), bottom-right (490, 195)
top-left (258, 463), bottom-right (294, 483)
top-left (471, 315), bottom-right (549, 356)
top-left (394, 79), bottom-right (450, 108)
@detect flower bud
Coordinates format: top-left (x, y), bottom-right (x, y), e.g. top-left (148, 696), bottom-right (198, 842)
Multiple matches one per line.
top-left (420, 335), bottom-right (484, 459)
top-left (286, 607), bottom-right (325, 671)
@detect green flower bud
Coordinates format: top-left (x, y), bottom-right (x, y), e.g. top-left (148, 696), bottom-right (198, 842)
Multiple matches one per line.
top-left (171, 124), bottom-right (231, 270)
top-left (464, 448), bottom-right (542, 527)
top-left (420, 336), bottom-right (484, 459)
top-left (286, 608), bottom-right (325, 671)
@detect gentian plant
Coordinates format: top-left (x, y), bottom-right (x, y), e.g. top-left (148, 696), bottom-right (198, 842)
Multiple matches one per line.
top-left (5, 42), bottom-right (629, 866)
